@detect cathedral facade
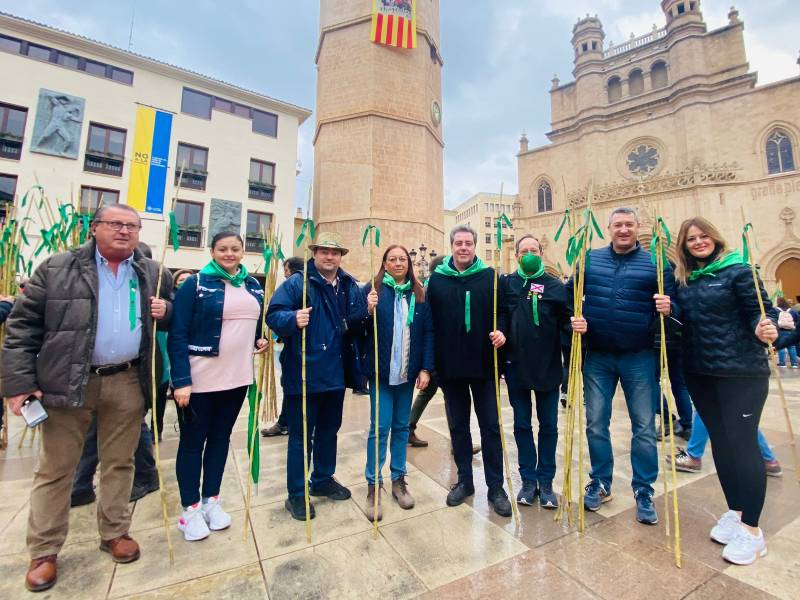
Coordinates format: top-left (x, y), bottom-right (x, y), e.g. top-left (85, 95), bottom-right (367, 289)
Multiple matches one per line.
top-left (515, 1), bottom-right (800, 299)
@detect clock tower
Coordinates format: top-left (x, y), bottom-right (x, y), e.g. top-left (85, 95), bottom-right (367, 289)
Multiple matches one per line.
top-left (314, 0), bottom-right (444, 280)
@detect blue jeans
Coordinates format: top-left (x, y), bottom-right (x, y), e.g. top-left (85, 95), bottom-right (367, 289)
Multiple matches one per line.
top-left (686, 410), bottom-right (776, 461)
top-left (505, 362), bottom-right (559, 484)
top-left (652, 349), bottom-right (693, 430)
top-left (365, 379), bottom-right (414, 484)
top-left (584, 349), bottom-right (659, 495)
top-left (285, 389), bottom-right (345, 497)
top-left (778, 346), bottom-right (798, 367)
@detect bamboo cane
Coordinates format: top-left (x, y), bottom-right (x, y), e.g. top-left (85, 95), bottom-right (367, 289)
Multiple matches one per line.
top-left (653, 222), bottom-right (682, 568)
top-left (366, 196), bottom-right (381, 536)
top-left (740, 209), bottom-right (799, 483)
top-left (300, 195), bottom-right (313, 543)
top-left (493, 184), bottom-right (521, 529)
top-left (149, 165), bottom-right (186, 565)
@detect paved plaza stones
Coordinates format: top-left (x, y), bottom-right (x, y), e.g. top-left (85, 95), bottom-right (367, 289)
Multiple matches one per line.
top-left (1, 373), bottom-right (799, 599)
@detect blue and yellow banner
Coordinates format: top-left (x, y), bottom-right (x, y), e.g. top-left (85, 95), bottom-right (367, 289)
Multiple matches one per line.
top-left (128, 106), bottom-right (173, 214)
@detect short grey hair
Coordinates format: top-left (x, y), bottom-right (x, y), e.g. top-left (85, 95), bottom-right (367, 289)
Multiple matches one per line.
top-left (93, 203), bottom-right (141, 223)
top-left (450, 224), bottom-right (478, 245)
top-left (515, 234), bottom-right (540, 254)
top-left (608, 206), bottom-right (639, 225)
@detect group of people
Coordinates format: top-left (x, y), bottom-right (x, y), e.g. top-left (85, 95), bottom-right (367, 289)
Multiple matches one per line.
top-left (0, 203), bottom-right (782, 593)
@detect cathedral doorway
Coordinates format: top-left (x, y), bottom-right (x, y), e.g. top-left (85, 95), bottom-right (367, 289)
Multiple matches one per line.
top-left (776, 257), bottom-right (800, 303)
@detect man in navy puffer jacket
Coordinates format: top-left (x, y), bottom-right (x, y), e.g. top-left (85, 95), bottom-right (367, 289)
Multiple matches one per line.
top-left (569, 207), bottom-right (676, 526)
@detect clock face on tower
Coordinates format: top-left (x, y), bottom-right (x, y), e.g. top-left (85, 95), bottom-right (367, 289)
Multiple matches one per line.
top-left (431, 100), bottom-right (442, 126)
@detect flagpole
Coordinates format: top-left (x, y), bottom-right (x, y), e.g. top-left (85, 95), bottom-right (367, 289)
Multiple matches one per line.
top-left (740, 209), bottom-right (799, 483)
top-left (150, 163), bottom-right (185, 565)
top-left (493, 183), bottom-right (520, 529)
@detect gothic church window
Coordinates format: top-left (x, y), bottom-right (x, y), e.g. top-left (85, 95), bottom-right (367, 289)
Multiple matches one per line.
top-left (608, 76), bottom-right (621, 103)
top-left (766, 130), bottom-right (796, 174)
top-left (629, 69), bottom-right (644, 95)
top-left (627, 144), bottom-right (659, 176)
top-left (651, 61), bottom-right (668, 89)
top-left (537, 182), bottom-right (553, 213)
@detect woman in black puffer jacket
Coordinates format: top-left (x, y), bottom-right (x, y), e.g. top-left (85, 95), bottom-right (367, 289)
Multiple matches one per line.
top-left (674, 216), bottom-right (778, 566)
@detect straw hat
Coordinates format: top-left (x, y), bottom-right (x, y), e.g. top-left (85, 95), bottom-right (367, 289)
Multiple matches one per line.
top-left (308, 231), bottom-right (349, 255)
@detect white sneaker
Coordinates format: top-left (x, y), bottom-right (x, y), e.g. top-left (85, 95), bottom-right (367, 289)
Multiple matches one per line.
top-left (710, 510), bottom-right (741, 544)
top-left (178, 503), bottom-right (210, 541)
top-left (722, 526), bottom-right (767, 565)
top-left (201, 496), bottom-right (231, 531)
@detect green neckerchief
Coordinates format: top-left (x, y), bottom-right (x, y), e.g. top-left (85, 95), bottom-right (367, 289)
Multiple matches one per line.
top-left (200, 260), bottom-right (248, 287)
top-left (688, 250), bottom-right (744, 282)
top-left (434, 255), bottom-right (490, 332)
top-left (382, 272), bottom-right (415, 325)
top-left (516, 261), bottom-right (546, 326)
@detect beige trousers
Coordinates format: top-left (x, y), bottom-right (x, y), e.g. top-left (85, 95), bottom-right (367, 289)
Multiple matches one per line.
top-left (27, 369), bottom-right (144, 558)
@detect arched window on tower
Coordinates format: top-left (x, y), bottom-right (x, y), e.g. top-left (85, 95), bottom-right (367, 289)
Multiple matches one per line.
top-left (629, 69), bottom-right (644, 95)
top-left (651, 61), bottom-right (668, 89)
top-left (607, 76), bottom-right (622, 103)
top-left (537, 182), bottom-right (553, 213)
top-left (766, 129), bottom-right (796, 174)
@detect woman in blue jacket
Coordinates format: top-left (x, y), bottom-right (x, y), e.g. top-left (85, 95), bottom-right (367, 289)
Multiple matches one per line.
top-left (168, 232), bottom-right (266, 541)
top-left (362, 244), bottom-right (434, 521)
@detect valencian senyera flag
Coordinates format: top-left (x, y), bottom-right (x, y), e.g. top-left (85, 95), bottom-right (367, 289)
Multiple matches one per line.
top-left (127, 106), bottom-right (173, 214)
top-left (371, 0), bottom-right (417, 49)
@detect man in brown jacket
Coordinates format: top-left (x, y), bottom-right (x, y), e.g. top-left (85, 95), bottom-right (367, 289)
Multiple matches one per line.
top-left (2, 204), bottom-right (172, 592)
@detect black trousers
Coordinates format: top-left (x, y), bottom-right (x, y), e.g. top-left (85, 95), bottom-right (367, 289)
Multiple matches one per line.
top-left (685, 373), bottom-right (769, 527)
top-left (440, 378), bottom-right (504, 489)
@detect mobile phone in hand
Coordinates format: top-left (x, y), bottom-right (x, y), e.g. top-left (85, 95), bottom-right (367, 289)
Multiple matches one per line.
top-left (20, 396), bottom-right (48, 428)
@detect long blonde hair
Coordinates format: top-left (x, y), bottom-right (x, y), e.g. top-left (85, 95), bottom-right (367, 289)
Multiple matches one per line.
top-left (674, 217), bottom-right (728, 286)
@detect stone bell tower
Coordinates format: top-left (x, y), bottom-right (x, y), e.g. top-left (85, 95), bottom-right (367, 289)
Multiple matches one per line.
top-left (314, 0), bottom-right (444, 280)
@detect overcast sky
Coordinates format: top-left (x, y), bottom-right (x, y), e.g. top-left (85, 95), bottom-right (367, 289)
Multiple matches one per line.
top-left (3, 0), bottom-right (798, 209)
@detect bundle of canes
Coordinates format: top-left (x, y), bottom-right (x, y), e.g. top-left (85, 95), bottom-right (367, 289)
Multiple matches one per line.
top-left (740, 211), bottom-right (800, 483)
top-left (362, 217), bottom-right (381, 536)
top-left (490, 188), bottom-right (520, 529)
top-left (553, 184), bottom-right (604, 532)
top-left (651, 216), bottom-right (682, 568)
top-left (259, 230), bottom-right (283, 426)
top-left (295, 206), bottom-right (317, 543)
top-left (243, 226), bottom-right (283, 541)
top-left (148, 165), bottom-right (186, 565)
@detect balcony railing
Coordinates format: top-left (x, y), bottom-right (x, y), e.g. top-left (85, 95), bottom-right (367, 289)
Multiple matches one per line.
top-left (175, 170), bottom-right (207, 191)
top-left (178, 226), bottom-right (204, 248)
top-left (245, 235), bottom-right (264, 253)
top-left (0, 133), bottom-right (22, 160)
top-left (604, 27), bottom-right (666, 58)
top-left (248, 180), bottom-right (275, 201)
top-left (84, 151), bottom-right (124, 176)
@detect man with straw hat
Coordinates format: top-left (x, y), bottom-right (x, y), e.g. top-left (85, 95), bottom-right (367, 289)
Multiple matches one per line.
top-left (267, 231), bottom-right (369, 521)
top-left (1, 204), bottom-right (172, 592)
top-left (426, 224), bottom-right (512, 517)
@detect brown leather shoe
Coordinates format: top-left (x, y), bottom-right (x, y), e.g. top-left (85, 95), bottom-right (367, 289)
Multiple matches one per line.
top-left (99, 534), bottom-right (140, 563)
top-left (408, 432), bottom-right (428, 447)
top-left (25, 555), bottom-right (57, 592)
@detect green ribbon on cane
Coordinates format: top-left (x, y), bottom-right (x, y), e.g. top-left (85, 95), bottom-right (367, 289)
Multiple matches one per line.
top-left (650, 217), bottom-right (672, 266)
top-left (246, 382), bottom-right (261, 484)
top-left (295, 219), bottom-right (316, 247)
top-left (168, 212), bottom-right (180, 252)
top-left (741, 222), bottom-right (755, 265)
top-left (361, 224), bottom-right (381, 248)
top-left (554, 209), bottom-right (571, 243)
top-left (495, 213), bottom-right (513, 250)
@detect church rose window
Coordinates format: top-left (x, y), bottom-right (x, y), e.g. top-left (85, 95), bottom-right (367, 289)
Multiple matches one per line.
top-left (627, 144), bottom-right (659, 176)
top-left (766, 130), bottom-right (795, 174)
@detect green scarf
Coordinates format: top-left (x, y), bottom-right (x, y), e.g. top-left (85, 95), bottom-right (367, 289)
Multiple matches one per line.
top-left (688, 250), bottom-right (744, 282)
top-left (382, 272), bottom-right (415, 326)
top-left (200, 260), bottom-right (248, 287)
top-left (434, 255), bottom-right (490, 333)
top-left (516, 260), bottom-right (546, 326)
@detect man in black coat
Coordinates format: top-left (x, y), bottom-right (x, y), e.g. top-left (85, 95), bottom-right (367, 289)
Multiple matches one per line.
top-left (501, 234), bottom-right (578, 510)
top-left (426, 225), bottom-right (512, 517)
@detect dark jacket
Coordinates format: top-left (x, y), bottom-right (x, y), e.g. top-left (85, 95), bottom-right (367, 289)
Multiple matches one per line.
top-left (168, 272), bottom-right (264, 389)
top-left (0, 241), bottom-right (173, 408)
top-left (0, 299), bottom-right (12, 324)
top-left (426, 258), bottom-right (506, 382)
top-left (501, 271), bottom-right (571, 390)
top-left (266, 260), bottom-right (369, 395)
top-left (361, 281), bottom-right (434, 383)
top-left (676, 263), bottom-right (773, 377)
top-left (772, 307), bottom-right (800, 350)
top-left (569, 243), bottom-right (678, 353)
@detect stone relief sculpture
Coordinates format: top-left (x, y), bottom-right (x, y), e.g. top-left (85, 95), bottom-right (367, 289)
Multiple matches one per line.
top-left (30, 89), bottom-right (85, 159)
top-left (208, 198), bottom-right (242, 246)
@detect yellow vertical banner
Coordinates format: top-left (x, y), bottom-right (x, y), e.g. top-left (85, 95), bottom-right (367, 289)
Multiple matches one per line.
top-left (127, 106), bottom-right (156, 212)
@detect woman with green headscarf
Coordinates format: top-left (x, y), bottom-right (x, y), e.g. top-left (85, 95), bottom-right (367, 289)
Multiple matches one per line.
top-left (168, 232), bottom-right (267, 542)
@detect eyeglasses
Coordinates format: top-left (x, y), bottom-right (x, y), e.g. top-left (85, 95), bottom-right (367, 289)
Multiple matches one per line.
top-left (95, 220), bottom-right (142, 232)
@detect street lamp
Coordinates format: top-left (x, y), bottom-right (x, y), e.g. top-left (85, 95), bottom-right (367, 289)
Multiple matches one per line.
top-left (409, 243), bottom-right (437, 280)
